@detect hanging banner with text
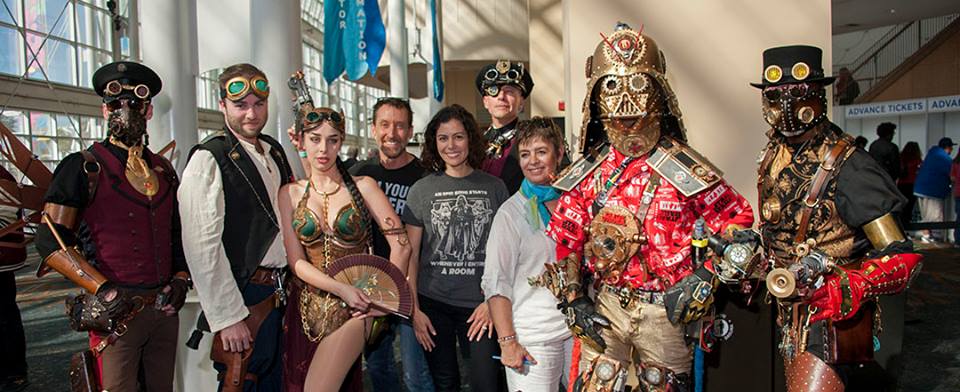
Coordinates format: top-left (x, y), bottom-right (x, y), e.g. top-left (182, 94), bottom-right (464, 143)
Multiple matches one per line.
top-left (843, 94), bottom-right (960, 118)
top-left (324, 0), bottom-right (387, 83)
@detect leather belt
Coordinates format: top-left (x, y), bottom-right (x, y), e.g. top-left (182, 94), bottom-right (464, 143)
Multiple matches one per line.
top-left (601, 284), bottom-right (665, 307)
top-left (249, 267), bottom-right (282, 286)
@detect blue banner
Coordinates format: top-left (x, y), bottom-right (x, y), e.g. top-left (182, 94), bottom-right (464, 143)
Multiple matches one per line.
top-left (343, 0), bottom-right (367, 80)
top-left (364, 0), bottom-right (386, 76)
top-left (323, 0), bottom-right (347, 84)
top-left (344, 0), bottom-right (387, 81)
top-left (430, 0), bottom-right (444, 101)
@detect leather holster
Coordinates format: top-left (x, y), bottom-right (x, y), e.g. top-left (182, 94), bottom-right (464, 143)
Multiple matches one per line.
top-left (210, 294), bottom-right (277, 392)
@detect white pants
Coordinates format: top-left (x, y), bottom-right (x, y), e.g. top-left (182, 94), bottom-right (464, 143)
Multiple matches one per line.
top-left (917, 196), bottom-right (945, 240)
top-left (504, 337), bottom-right (573, 392)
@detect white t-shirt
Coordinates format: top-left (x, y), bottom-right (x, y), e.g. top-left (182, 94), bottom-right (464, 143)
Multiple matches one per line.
top-left (481, 192), bottom-right (571, 346)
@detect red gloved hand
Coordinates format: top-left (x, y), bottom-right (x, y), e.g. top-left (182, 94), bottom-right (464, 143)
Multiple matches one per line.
top-left (807, 270), bottom-right (867, 323)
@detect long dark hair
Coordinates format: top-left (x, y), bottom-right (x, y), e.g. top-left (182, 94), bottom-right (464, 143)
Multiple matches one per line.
top-left (420, 104), bottom-right (486, 172)
top-left (306, 107), bottom-right (373, 245)
top-left (901, 141), bottom-right (922, 162)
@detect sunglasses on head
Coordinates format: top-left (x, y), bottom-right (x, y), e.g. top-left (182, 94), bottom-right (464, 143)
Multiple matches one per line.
top-left (221, 75), bottom-right (270, 101)
top-left (763, 84), bottom-right (811, 101)
top-left (104, 80), bottom-right (150, 99)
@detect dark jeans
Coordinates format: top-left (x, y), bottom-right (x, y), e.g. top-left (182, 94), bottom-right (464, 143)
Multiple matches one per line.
top-left (364, 316), bottom-right (435, 392)
top-left (419, 295), bottom-right (505, 392)
top-left (0, 271), bottom-right (27, 381)
top-left (955, 197), bottom-right (960, 245)
top-left (898, 183), bottom-right (917, 228)
top-left (215, 283), bottom-right (283, 392)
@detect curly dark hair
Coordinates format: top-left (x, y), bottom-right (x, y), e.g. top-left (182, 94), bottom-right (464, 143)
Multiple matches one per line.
top-left (420, 104), bottom-right (487, 172)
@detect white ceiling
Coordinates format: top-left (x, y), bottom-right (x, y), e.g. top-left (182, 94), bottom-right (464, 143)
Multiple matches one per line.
top-left (833, 0), bottom-right (960, 34)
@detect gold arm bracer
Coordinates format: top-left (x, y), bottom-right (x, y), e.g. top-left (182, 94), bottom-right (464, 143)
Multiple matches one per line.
top-left (862, 213), bottom-right (906, 250)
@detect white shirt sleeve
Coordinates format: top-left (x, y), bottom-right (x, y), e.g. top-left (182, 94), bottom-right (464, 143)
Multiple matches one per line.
top-left (481, 205), bottom-right (521, 302)
top-left (178, 150), bottom-right (249, 333)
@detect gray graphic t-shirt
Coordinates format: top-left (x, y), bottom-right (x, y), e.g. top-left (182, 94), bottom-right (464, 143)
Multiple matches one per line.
top-left (402, 170), bottom-right (509, 308)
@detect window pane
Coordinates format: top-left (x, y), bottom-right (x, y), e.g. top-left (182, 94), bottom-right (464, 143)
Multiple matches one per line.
top-left (32, 137), bottom-right (57, 160)
top-left (24, 0), bottom-right (75, 40)
top-left (0, 26), bottom-right (23, 76)
top-left (25, 33), bottom-right (76, 85)
top-left (79, 116), bottom-right (104, 139)
top-left (55, 114), bottom-right (78, 137)
top-left (76, 4), bottom-right (110, 50)
top-left (1, 0), bottom-right (21, 25)
top-left (0, 111), bottom-right (26, 135)
top-left (78, 47), bottom-right (109, 87)
top-left (29, 112), bottom-right (54, 136)
top-left (56, 138), bottom-right (80, 158)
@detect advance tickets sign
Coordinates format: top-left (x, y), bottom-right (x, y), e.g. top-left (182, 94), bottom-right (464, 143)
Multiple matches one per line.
top-left (844, 94), bottom-right (960, 118)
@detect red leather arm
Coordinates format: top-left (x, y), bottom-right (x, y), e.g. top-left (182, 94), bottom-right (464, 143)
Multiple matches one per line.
top-left (809, 252), bottom-right (922, 322)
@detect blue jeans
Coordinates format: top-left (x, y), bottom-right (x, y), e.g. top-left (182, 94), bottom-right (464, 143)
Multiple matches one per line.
top-left (365, 316), bottom-right (435, 392)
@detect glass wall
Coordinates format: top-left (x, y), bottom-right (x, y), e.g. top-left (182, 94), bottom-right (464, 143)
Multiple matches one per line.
top-left (0, 0), bottom-right (132, 87)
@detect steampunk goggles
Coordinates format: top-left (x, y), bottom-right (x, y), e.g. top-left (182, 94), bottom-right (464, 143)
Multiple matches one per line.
top-left (221, 75), bottom-right (270, 101)
top-left (303, 110), bottom-right (343, 127)
top-left (104, 80), bottom-right (151, 100)
top-left (762, 83), bottom-right (812, 101)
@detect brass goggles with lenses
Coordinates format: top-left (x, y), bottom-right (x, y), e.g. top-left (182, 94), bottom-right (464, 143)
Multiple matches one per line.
top-left (104, 80), bottom-right (150, 100)
top-left (481, 61), bottom-right (526, 97)
top-left (302, 110), bottom-right (343, 128)
top-left (221, 76), bottom-right (270, 101)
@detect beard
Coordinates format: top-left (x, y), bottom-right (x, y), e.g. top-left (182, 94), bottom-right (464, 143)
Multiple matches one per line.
top-left (226, 115), bottom-right (265, 140)
top-left (379, 139), bottom-right (406, 159)
top-left (107, 106), bottom-right (148, 147)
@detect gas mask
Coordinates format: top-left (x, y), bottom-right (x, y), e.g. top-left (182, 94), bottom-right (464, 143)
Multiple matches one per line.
top-left (107, 99), bottom-right (149, 147)
top-left (596, 73), bottom-right (664, 157)
top-left (762, 83), bottom-right (826, 137)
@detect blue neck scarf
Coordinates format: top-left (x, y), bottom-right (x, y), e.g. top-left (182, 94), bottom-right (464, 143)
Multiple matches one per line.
top-left (520, 178), bottom-right (560, 230)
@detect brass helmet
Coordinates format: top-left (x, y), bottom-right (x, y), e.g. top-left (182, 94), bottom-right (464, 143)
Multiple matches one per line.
top-left (580, 23), bottom-right (686, 157)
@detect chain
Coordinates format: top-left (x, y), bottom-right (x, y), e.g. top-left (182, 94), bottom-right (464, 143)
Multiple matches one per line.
top-left (311, 180), bottom-right (341, 270)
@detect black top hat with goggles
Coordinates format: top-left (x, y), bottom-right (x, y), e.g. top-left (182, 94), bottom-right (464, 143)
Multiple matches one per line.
top-left (92, 61), bottom-right (162, 102)
top-left (750, 45), bottom-right (835, 89)
top-left (475, 60), bottom-right (535, 98)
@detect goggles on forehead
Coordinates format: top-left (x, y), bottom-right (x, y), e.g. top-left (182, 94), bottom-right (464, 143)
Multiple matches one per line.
top-left (104, 80), bottom-right (151, 100)
top-left (763, 84), bottom-right (812, 101)
top-left (303, 110), bottom-right (343, 128)
top-left (221, 75), bottom-right (270, 101)
top-left (481, 61), bottom-right (526, 97)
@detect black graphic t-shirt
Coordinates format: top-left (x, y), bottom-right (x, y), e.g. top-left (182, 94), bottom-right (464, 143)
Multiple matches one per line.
top-left (350, 157), bottom-right (426, 258)
top-left (402, 170), bottom-right (509, 308)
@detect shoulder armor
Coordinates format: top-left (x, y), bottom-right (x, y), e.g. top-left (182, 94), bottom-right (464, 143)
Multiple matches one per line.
top-left (646, 138), bottom-right (723, 197)
top-left (552, 144), bottom-right (610, 192)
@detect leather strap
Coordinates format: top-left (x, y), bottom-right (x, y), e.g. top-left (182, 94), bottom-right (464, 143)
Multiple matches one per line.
top-left (794, 138), bottom-right (853, 243)
top-left (79, 150), bottom-right (101, 205)
top-left (785, 351), bottom-right (844, 392)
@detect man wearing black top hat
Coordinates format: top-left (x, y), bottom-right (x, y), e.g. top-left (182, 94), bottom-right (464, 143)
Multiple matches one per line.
top-left (477, 60), bottom-right (535, 194)
top-left (747, 45), bottom-right (922, 391)
top-left (34, 61), bottom-right (191, 392)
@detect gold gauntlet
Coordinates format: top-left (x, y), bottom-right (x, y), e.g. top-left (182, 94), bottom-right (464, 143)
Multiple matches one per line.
top-left (529, 253), bottom-right (583, 301)
top-left (862, 213), bottom-right (905, 249)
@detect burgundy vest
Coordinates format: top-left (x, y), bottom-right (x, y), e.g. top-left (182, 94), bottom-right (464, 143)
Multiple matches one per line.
top-left (82, 143), bottom-right (176, 287)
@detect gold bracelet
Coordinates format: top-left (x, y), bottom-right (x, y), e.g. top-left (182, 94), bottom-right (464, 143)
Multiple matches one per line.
top-left (497, 334), bottom-right (517, 343)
